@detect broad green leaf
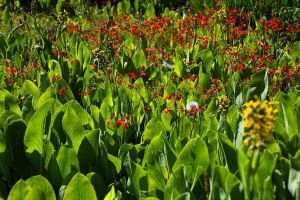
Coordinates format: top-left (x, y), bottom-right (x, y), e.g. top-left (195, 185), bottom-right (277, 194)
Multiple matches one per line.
top-left (145, 2), bottom-right (155, 18)
top-left (262, 176), bottom-right (273, 200)
top-left (50, 146), bottom-right (79, 186)
top-left (174, 55), bottom-right (183, 78)
top-left (62, 107), bottom-right (87, 152)
top-left (107, 153), bottom-right (122, 173)
top-left (22, 80), bottom-right (41, 109)
top-left (173, 137), bottom-right (209, 183)
top-left (213, 166), bottom-right (241, 194)
top-left (288, 168), bottom-right (300, 199)
top-left (105, 78), bottom-right (114, 107)
top-left (77, 42), bottom-right (91, 71)
top-left (104, 186), bottom-right (116, 200)
top-left (226, 105), bottom-right (238, 133)
top-left (198, 72), bottom-right (211, 89)
top-left (50, 100), bottom-right (94, 135)
top-left (248, 69), bottom-right (268, 100)
top-left (132, 49), bottom-right (146, 69)
top-left (37, 86), bottom-right (56, 108)
top-left (7, 180), bottom-right (30, 200)
top-left (275, 92), bottom-right (298, 140)
top-left (87, 172), bottom-right (106, 200)
top-left (219, 134), bottom-right (238, 172)
top-left (0, 90), bottom-right (22, 116)
top-left (165, 166), bottom-right (187, 199)
top-left (5, 119), bottom-right (34, 178)
top-left (143, 134), bottom-right (167, 191)
top-left (199, 49), bottom-right (213, 73)
top-left (77, 130), bottom-right (99, 172)
top-left (0, 130), bottom-right (5, 153)
top-left (161, 110), bottom-right (175, 132)
top-left (237, 150), bottom-right (250, 197)
top-left (2, 7), bottom-right (10, 24)
top-left (142, 117), bottom-right (166, 141)
top-left (123, 153), bottom-right (147, 198)
top-left (24, 99), bottom-right (54, 169)
top-left (26, 175), bottom-right (56, 200)
top-left (64, 173), bottom-right (97, 200)
top-left (179, 116), bottom-right (193, 138)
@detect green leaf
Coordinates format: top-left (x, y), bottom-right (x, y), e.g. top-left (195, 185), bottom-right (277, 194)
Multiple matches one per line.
top-left (145, 2), bottom-right (155, 18)
top-left (142, 117), bottom-right (166, 141)
top-left (165, 166), bottom-right (187, 199)
top-left (87, 172), bottom-right (106, 200)
top-left (255, 151), bottom-right (277, 190)
top-left (5, 119), bottom-right (34, 178)
top-left (37, 86), bottom-right (56, 108)
top-left (213, 166), bottom-right (241, 194)
top-left (275, 92), bottom-right (298, 140)
top-left (226, 105), bottom-right (238, 133)
top-left (77, 42), bottom-right (91, 71)
top-left (143, 133), bottom-right (167, 191)
top-left (161, 110), bottom-right (175, 132)
top-left (107, 153), bottom-right (122, 173)
top-left (62, 107), bottom-right (87, 152)
top-left (199, 49), bottom-right (213, 73)
top-left (123, 153), bottom-right (147, 198)
top-left (105, 78), bottom-right (114, 107)
top-left (22, 80), bottom-right (41, 109)
top-left (24, 99), bottom-right (54, 169)
top-left (173, 137), bottom-right (209, 184)
top-left (26, 175), bottom-right (56, 200)
top-left (77, 130), bottom-right (99, 172)
top-left (0, 90), bottom-right (22, 116)
top-left (49, 146), bottom-right (79, 187)
top-left (248, 69), bottom-right (268, 100)
top-left (7, 180), bottom-right (30, 200)
top-left (2, 7), bottom-right (10, 24)
top-left (132, 49), bottom-right (146, 69)
top-left (104, 186), bottom-right (116, 200)
top-left (198, 72), bottom-right (211, 89)
top-left (64, 173), bottom-right (97, 200)
top-left (288, 168), bottom-right (300, 199)
top-left (174, 55), bottom-right (183, 78)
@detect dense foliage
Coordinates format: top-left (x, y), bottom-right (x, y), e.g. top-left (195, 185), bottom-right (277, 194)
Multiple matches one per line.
top-left (0, 0), bottom-right (299, 199)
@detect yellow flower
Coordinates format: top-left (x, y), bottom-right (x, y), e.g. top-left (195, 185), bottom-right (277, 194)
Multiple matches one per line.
top-left (241, 99), bottom-right (278, 149)
top-left (217, 95), bottom-right (230, 113)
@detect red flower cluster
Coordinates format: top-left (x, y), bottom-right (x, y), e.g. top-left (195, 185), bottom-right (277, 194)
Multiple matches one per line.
top-left (260, 17), bottom-right (284, 32)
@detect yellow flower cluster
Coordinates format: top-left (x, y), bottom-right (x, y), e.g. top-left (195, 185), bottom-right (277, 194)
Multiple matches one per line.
top-left (217, 95), bottom-right (230, 113)
top-left (242, 99), bottom-right (278, 149)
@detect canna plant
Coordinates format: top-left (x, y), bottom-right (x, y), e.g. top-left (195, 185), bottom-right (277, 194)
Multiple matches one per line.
top-left (0, 0), bottom-right (299, 199)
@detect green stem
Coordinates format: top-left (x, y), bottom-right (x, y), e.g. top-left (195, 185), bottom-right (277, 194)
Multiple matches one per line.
top-left (245, 149), bottom-right (260, 200)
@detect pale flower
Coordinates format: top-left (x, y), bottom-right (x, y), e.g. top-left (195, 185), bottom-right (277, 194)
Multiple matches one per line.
top-left (186, 101), bottom-right (199, 111)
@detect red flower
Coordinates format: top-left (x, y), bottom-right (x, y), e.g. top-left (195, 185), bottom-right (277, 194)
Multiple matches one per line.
top-left (164, 107), bottom-right (172, 114)
top-left (34, 63), bottom-right (39, 69)
top-left (286, 24), bottom-right (299, 33)
top-left (127, 72), bottom-right (138, 79)
top-left (189, 74), bottom-right (197, 81)
top-left (115, 119), bottom-right (128, 128)
top-left (174, 94), bottom-right (182, 101)
top-left (57, 88), bottom-right (66, 96)
top-left (54, 50), bottom-right (59, 58)
top-left (116, 119), bottom-right (123, 128)
top-left (164, 95), bottom-right (172, 100)
top-left (83, 90), bottom-right (93, 95)
top-left (6, 67), bottom-right (13, 75)
top-left (144, 106), bottom-right (152, 111)
top-left (212, 78), bottom-right (220, 83)
top-left (6, 78), bottom-right (14, 86)
top-left (61, 51), bottom-right (68, 57)
top-left (72, 58), bottom-right (79, 64)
